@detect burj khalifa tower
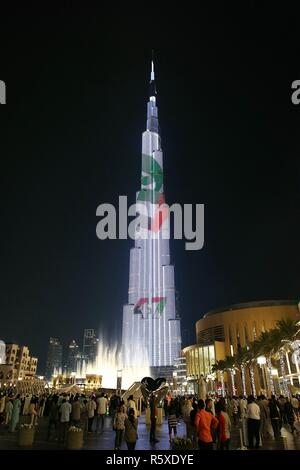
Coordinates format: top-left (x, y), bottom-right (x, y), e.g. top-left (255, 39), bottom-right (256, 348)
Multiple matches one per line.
top-left (122, 60), bottom-right (182, 378)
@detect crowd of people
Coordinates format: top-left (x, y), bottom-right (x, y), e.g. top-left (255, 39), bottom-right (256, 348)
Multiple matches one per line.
top-left (0, 389), bottom-right (300, 450)
top-left (163, 393), bottom-right (300, 450)
top-left (0, 390), bottom-right (140, 449)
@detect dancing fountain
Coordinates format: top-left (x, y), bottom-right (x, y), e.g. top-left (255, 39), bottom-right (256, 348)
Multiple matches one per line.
top-left (77, 340), bottom-right (150, 390)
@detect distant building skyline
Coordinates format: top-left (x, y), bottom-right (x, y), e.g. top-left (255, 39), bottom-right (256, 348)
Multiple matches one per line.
top-left (45, 329), bottom-right (100, 378)
top-left (83, 329), bottom-right (99, 365)
top-left (45, 337), bottom-right (63, 380)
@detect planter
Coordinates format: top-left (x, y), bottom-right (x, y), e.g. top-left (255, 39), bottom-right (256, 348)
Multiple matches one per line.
top-left (66, 429), bottom-right (83, 450)
top-left (171, 438), bottom-right (193, 450)
top-left (18, 427), bottom-right (35, 447)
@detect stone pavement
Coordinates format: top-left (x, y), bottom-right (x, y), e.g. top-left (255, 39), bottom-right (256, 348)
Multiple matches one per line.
top-left (0, 414), bottom-right (300, 450)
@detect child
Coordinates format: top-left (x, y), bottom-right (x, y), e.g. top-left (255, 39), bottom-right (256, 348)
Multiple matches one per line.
top-left (168, 404), bottom-right (178, 442)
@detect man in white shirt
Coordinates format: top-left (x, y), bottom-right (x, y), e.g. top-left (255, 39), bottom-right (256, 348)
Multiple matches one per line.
top-left (59, 398), bottom-right (72, 442)
top-left (96, 393), bottom-right (108, 433)
top-left (127, 395), bottom-right (137, 416)
top-left (239, 396), bottom-right (248, 419)
top-left (246, 395), bottom-right (260, 449)
top-left (87, 397), bottom-right (97, 433)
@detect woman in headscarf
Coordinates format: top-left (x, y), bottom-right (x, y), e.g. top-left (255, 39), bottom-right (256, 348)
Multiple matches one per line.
top-left (10, 394), bottom-right (21, 432)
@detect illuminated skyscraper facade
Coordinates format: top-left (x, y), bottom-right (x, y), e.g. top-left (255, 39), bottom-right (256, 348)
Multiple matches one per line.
top-left (122, 61), bottom-right (181, 376)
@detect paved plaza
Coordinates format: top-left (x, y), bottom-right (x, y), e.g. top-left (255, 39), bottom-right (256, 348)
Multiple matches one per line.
top-left (0, 413), bottom-right (300, 451)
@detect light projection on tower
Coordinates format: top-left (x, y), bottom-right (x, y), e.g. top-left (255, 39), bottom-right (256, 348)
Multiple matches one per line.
top-left (121, 60), bottom-right (182, 373)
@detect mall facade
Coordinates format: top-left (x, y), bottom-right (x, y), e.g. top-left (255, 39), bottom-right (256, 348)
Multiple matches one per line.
top-left (183, 300), bottom-right (300, 396)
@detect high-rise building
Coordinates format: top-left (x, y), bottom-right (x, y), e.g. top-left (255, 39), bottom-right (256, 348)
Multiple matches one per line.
top-left (83, 329), bottom-right (99, 365)
top-left (45, 337), bottom-right (62, 380)
top-left (122, 61), bottom-right (182, 377)
top-left (0, 343), bottom-right (38, 382)
top-left (67, 340), bottom-right (79, 374)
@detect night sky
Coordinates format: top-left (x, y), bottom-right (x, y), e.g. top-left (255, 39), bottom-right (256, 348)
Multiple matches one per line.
top-left (1, 8), bottom-right (299, 373)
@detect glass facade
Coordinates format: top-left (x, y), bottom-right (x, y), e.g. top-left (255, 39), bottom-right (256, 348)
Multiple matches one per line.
top-left (185, 344), bottom-right (216, 378)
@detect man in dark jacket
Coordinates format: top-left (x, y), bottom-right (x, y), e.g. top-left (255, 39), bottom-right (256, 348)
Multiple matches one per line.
top-left (268, 395), bottom-right (281, 439)
top-left (149, 394), bottom-right (159, 444)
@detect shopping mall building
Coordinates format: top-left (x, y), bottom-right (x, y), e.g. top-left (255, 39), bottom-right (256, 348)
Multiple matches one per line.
top-left (183, 300), bottom-right (300, 396)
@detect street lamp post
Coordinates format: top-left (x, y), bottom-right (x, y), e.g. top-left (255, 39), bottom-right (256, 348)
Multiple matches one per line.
top-left (117, 370), bottom-right (122, 396)
top-left (257, 356), bottom-right (267, 394)
top-left (173, 372), bottom-right (178, 396)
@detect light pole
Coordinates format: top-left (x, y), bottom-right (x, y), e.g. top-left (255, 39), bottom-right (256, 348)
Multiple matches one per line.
top-left (173, 372), bottom-right (178, 396)
top-left (257, 356), bottom-right (267, 394)
top-left (117, 370), bottom-right (122, 396)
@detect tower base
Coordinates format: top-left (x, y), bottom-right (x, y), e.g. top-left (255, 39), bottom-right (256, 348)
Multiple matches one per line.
top-left (149, 366), bottom-right (174, 382)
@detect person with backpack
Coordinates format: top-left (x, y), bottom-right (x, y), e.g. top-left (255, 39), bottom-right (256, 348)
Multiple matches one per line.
top-left (124, 408), bottom-right (138, 450)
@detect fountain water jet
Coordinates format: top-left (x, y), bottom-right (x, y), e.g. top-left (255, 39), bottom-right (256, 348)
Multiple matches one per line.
top-left (77, 339), bottom-right (150, 390)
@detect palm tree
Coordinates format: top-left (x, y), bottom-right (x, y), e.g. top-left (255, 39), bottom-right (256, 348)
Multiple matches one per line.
top-left (235, 347), bottom-right (248, 396)
top-left (269, 327), bottom-right (290, 396)
top-left (276, 318), bottom-right (300, 345)
top-left (211, 360), bottom-right (226, 396)
top-left (242, 343), bottom-right (260, 398)
top-left (223, 356), bottom-right (237, 396)
top-left (255, 330), bottom-right (276, 395)
top-left (270, 319), bottom-right (300, 397)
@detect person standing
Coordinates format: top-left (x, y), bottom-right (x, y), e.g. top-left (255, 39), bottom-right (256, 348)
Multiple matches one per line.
top-left (87, 396), bottom-right (97, 433)
top-left (38, 395), bottom-right (46, 417)
top-left (230, 396), bottom-right (239, 426)
top-left (239, 396), bottom-right (248, 420)
top-left (5, 399), bottom-right (13, 426)
top-left (182, 398), bottom-right (193, 439)
top-left (124, 408), bottom-right (138, 450)
top-left (195, 399), bottom-right (218, 450)
top-left (163, 398), bottom-right (169, 420)
top-left (291, 395), bottom-right (299, 420)
top-left (22, 394), bottom-right (31, 416)
top-left (205, 398), bottom-right (217, 446)
top-left (215, 401), bottom-right (231, 450)
top-left (269, 395), bottom-right (281, 439)
top-left (80, 399), bottom-right (89, 435)
top-left (0, 393), bottom-right (6, 416)
top-left (29, 397), bottom-right (38, 426)
top-left (127, 395), bottom-right (137, 416)
top-left (168, 402), bottom-right (178, 442)
top-left (96, 393), bottom-right (108, 433)
top-left (277, 395), bottom-right (286, 426)
top-left (284, 398), bottom-right (296, 434)
top-left (149, 394), bottom-right (159, 444)
top-left (71, 396), bottom-right (81, 427)
top-left (113, 404), bottom-right (126, 450)
top-left (9, 395), bottom-right (21, 432)
top-left (246, 395), bottom-right (261, 449)
top-left (47, 396), bottom-right (59, 440)
top-left (59, 398), bottom-right (72, 442)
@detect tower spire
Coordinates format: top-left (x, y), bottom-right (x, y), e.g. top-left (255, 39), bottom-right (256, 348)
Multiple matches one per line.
top-left (149, 52), bottom-right (157, 98)
top-left (147, 54), bottom-right (158, 133)
top-left (151, 59), bottom-right (155, 81)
